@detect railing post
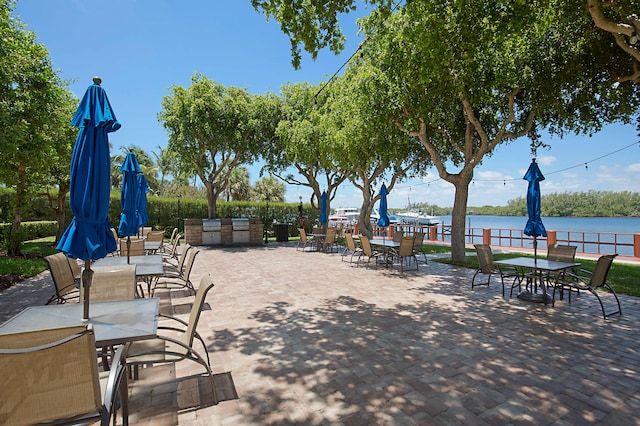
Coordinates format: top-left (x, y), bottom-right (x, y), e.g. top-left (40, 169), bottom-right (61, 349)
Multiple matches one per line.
top-left (634, 234), bottom-right (640, 258)
top-left (547, 230), bottom-right (557, 246)
top-left (483, 228), bottom-right (491, 245)
top-left (429, 225), bottom-right (437, 241)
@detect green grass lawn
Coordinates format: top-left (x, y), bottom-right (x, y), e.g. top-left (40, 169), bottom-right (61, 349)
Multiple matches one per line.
top-left (2, 238), bottom-right (639, 298)
top-left (0, 237), bottom-right (57, 277)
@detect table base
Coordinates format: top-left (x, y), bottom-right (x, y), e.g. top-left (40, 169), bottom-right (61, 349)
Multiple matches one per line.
top-left (517, 291), bottom-right (550, 304)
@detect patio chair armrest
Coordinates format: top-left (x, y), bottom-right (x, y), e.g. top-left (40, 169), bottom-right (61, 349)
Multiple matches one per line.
top-left (101, 342), bottom-right (130, 422)
top-left (158, 313), bottom-right (189, 328)
top-left (127, 335), bottom-right (211, 371)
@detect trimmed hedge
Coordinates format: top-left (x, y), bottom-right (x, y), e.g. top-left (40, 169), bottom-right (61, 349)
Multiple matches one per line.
top-left (0, 187), bottom-right (319, 241)
top-left (0, 221), bottom-right (57, 247)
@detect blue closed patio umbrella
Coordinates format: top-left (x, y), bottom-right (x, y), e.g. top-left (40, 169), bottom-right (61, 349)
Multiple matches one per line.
top-left (137, 173), bottom-right (149, 230)
top-left (377, 184), bottom-right (391, 252)
top-left (523, 158), bottom-right (547, 263)
top-left (319, 191), bottom-right (328, 227)
top-left (118, 150), bottom-right (142, 263)
top-left (377, 183), bottom-right (390, 228)
top-left (56, 77), bottom-right (119, 320)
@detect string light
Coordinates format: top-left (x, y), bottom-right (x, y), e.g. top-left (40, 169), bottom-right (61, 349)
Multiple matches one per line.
top-left (392, 140), bottom-right (639, 190)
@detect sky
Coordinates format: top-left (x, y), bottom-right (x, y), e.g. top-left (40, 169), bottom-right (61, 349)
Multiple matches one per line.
top-left (13, 0), bottom-right (640, 209)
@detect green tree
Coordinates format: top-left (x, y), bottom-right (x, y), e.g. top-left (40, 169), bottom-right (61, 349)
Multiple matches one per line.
top-left (365, 2), bottom-right (638, 260)
top-left (0, 0), bottom-right (66, 255)
top-left (158, 74), bottom-right (281, 219)
top-left (586, 0), bottom-right (640, 84)
top-left (152, 145), bottom-right (179, 197)
top-left (264, 82), bottom-right (347, 222)
top-left (253, 176), bottom-right (285, 202)
top-left (324, 63), bottom-right (429, 237)
top-left (251, 0), bottom-right (640, 261)
top-left (39, 89), bottom-right (78, 242)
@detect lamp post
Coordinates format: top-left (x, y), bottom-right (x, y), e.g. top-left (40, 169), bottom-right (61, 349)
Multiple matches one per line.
top-left (298, 195), bottom-right (303, 228)
top-left (264, 194), bottom-right (270, 244)
top-left (177, 194), bottom-right (182, 232)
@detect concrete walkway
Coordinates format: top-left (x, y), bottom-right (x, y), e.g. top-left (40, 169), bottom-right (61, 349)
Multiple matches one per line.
top-left (2, 243), bottom-right (640, 425)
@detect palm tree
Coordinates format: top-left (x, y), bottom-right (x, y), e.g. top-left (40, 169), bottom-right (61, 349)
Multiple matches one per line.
top-left (253, 176), bottom-right (285, 202)
top-left (224, 167), bottom-right (252, 201)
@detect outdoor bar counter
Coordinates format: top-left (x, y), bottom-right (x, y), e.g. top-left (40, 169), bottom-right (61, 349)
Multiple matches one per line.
top-left (184, 218), bottom-right (264, 245)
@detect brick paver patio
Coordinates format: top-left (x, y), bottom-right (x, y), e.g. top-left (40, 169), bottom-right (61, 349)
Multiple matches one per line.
top-left (2, 243), bottom-right (639, 425)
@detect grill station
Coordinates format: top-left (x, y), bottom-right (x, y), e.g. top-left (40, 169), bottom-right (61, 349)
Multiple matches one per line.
top-left (202, 219), bottom-right (221, 244)
top-left (232, 218), bottom-right (250, 243)
top-left (183, 217), bottom-right (263, 246)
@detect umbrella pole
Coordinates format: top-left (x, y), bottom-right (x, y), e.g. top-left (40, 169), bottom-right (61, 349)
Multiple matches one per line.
top-left (82, 260), bottom-right (93, 321)
top-left (127, 235), bottom-right (131, 264)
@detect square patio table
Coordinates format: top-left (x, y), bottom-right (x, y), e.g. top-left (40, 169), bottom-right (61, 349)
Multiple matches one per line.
top-left (0, 298), bottom-right (160, 347)
top-left (494, 257), bottom-right (581, 304)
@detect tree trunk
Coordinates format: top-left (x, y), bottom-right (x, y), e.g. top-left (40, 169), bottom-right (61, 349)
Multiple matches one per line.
top-left (449, 173), bottom-right (473, 263)
top-left (206, 183), bottom-right (217, 219)
top-left (55, 187), bottom-right (69, 243)
top-left (358, 198), bottom-right (374, 238)
top-left (8, 183), bottom-right (25, 257)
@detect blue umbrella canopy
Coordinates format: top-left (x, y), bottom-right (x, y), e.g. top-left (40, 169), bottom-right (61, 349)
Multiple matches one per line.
top-left (118, 151), bottom-right (142, 237)
top-left (57, 79), bottom-right (119, 261)
top-left (377, 183), bottom-right (391, 227)
top-left (319, 191), bottom-right (328, 225)
top-left (56, 77), bottom-right (120, 320)
top-left (523, 159), bottom-right (547, 239)
top-left (137, 173), bottom-right (149, 229)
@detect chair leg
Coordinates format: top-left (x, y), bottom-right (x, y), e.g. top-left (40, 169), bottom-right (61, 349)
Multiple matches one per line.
top-left (595, 285), bottom-right (622, 319)
top-left (472, 270), bottom-right (491, 289)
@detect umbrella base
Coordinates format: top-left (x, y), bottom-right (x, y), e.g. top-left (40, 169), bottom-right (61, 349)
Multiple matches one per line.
top-left (517, 290), bottom-right (550, 304)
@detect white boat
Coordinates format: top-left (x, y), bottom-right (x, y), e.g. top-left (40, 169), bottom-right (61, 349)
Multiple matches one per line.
top-left (333, 207), bottom-right (360, 224)
top-left (396, 211), bottom-right (440, 226)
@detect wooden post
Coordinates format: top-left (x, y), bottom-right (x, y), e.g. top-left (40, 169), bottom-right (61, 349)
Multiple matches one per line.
top-left (634, 234), bottom-right (640, 258)
top-left (547, 230), bottom-right (557, 246)
top-left (483, 228), bottom-right (491, 245)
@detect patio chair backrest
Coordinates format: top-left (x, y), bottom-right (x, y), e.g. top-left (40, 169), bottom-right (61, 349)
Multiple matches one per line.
top-left (176, 244), bottom-right (192, 271)
top-left (393, 230), bottom-right (404, 243)
top-left (547, 244), bottom-right (576, 263)
top-left (45, 253), bottom-right (77, 297)
top-left (345, 233), bottom-right (357, 251)
top-left (590, 254), bottom-right (617, 289)
top-left (413, 232), bottom-right (426, 250)
top-left (360, 235), bottom-right (374, 256)
top-left (119, 238), bottom-right (145, 256)
top-left (298, 228), bottom-right (308, 243)
top-left (325, 229), bottom-right (337, 244)
top-left (84, 265), bottom-right (136, 302)
top-left (0, 325), bottom-right (101, 425)
top-left (399, 236), bottom-right (415, 257)
top-left (166, 232), bottom-right (182, 258)
top-left (67, 257), bottom-right (81, 278)
top-left (182, 248), bottom-right (200, 283)
top-left (168, 227), bottom-right (178, 243)
top-left (474, 244), bottom-right (495, 273)
top-left (146, 230), bottom-right (165, 243)
top-left (183, 275), bottom-right (215, 347)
